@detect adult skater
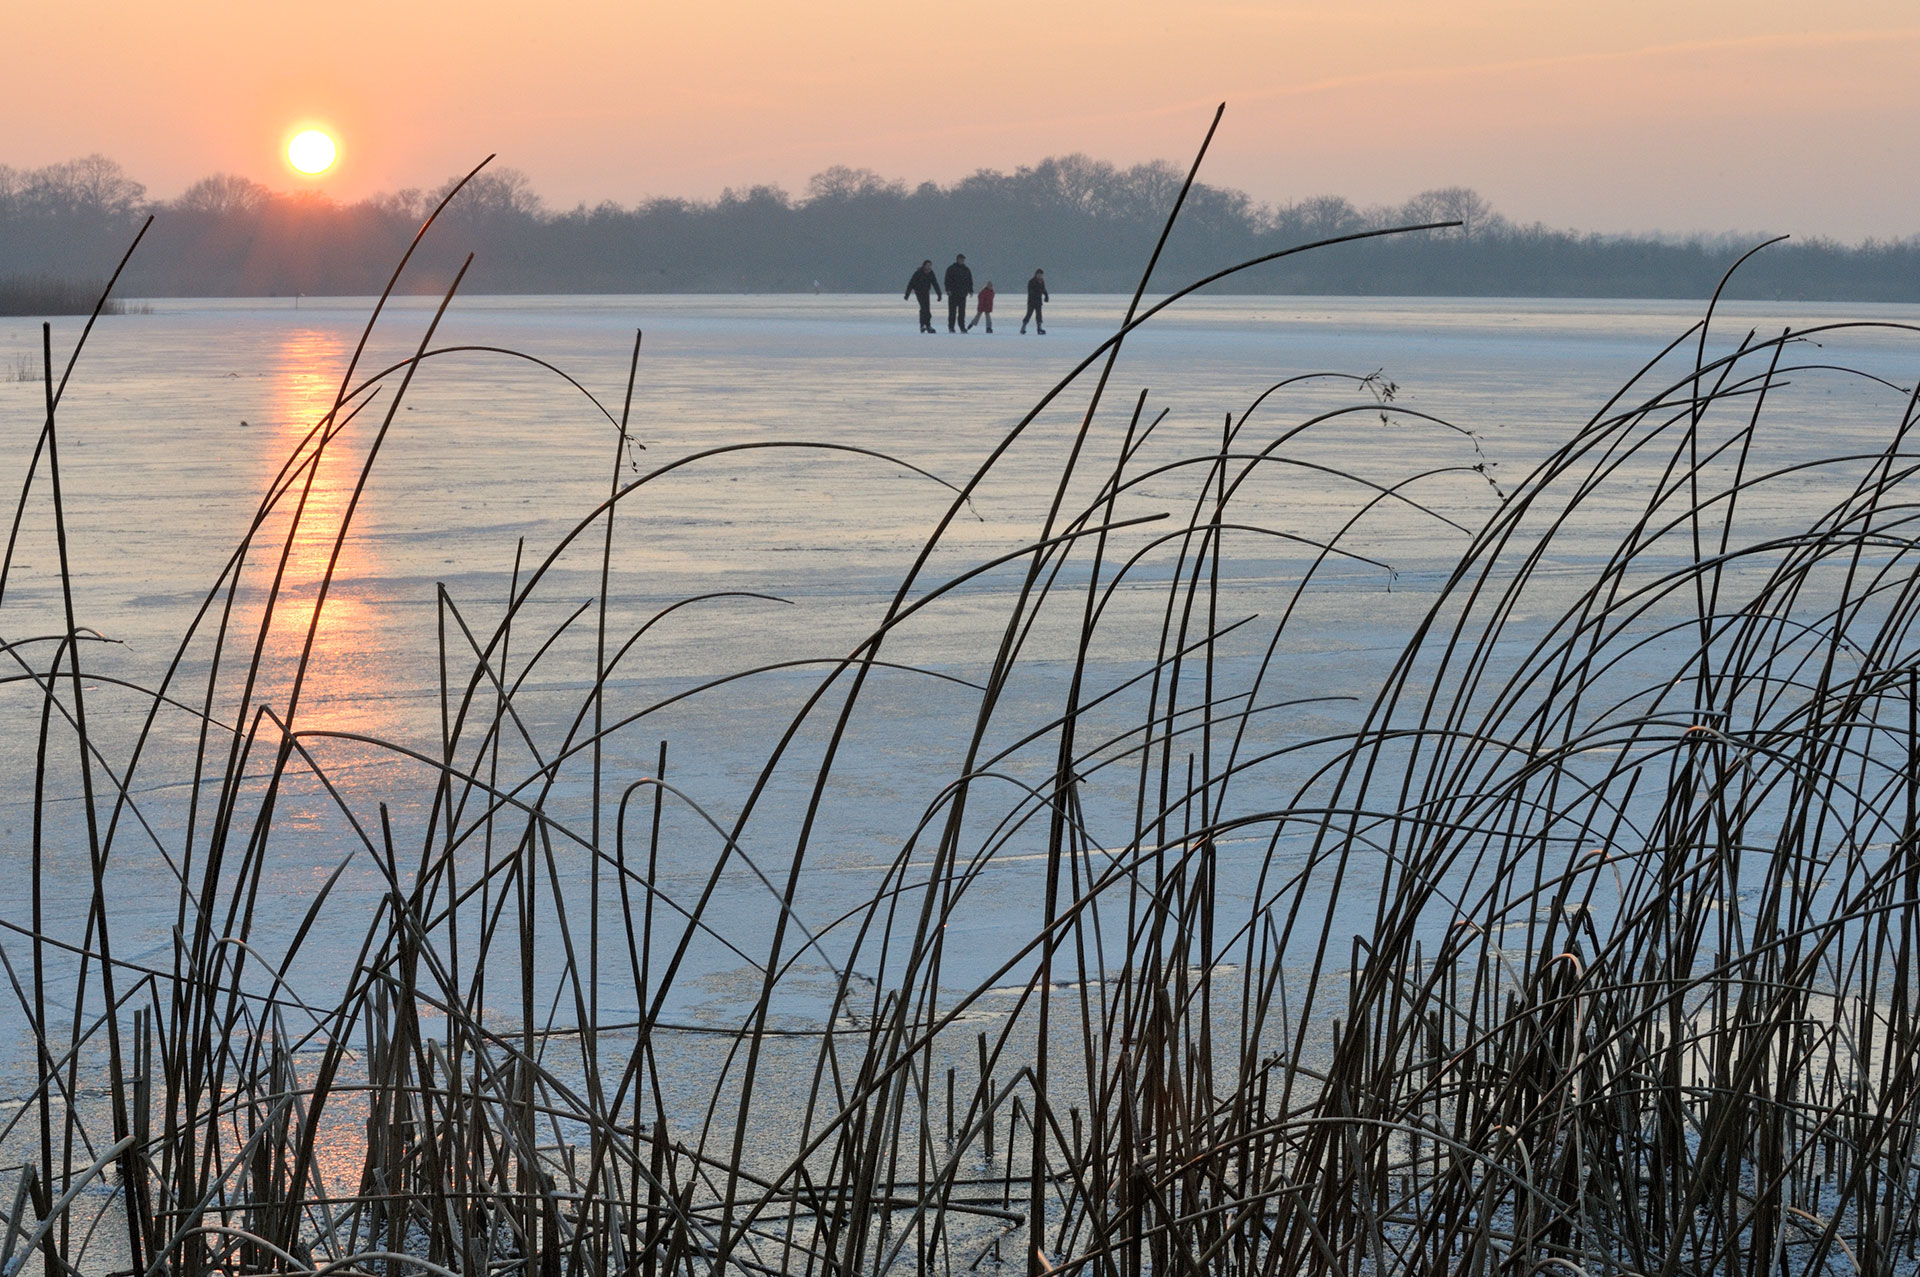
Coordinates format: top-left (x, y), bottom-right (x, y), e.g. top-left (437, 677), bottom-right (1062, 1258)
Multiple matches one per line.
top-left (967, 281), bottom-right (995, 332)
top-left (1021, 268), bottom-right (1049, 334)
top-left (904, 259), bottom-right (941, 333)
top-left (944, 254), bottom-right (974, 333)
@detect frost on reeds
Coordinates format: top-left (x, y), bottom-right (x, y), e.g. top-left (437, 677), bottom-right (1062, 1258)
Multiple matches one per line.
top-left (5, 130), bottom-right (1920, 1276)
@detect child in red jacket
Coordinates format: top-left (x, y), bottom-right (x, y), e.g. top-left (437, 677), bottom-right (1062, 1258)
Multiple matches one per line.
top-left (968, 282), bottom-right (996, 333)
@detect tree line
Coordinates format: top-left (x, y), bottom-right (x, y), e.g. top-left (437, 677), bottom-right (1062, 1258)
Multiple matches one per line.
top-left (3, 153), bottom-right (1916, 301)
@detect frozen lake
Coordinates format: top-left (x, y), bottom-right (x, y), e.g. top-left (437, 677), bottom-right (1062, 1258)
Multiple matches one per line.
top-left (4, 289), bottom-right (1918, 1085)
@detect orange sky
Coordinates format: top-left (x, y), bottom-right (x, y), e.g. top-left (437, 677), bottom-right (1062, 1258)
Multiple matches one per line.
top-left (5, 0), bottom-right (1916, 239)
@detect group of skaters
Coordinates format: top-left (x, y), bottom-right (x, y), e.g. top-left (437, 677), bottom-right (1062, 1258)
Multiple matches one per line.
top-left (904, 255), bottom-right (1049, 335)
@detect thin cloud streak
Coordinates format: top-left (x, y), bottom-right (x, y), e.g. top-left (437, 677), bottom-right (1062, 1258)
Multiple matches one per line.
top-left (1214, 24), bottom-right (1920, 108)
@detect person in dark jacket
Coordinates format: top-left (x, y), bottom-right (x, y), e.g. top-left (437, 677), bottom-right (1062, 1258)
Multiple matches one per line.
top-left (1021, 269), bottom-right (1049, 334)
top-left (904, 259), bottom-right (941, 332)
top-left (967, 281), bottom-right (995, 332)
top-left (943, 254), bottom-right (974, 333)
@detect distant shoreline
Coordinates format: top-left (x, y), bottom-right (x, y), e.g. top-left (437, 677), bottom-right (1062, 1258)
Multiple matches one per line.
top-left (41, 289), bottom-right (1920, 310)
top-left (7, 153), bottom-right (1916, 306)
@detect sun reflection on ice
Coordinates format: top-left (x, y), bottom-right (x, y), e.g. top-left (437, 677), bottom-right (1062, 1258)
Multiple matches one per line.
top-left (255, 327), bottom-right (381, 736)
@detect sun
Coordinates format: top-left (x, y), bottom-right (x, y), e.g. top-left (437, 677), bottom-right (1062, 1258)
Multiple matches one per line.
top-left (287, 129), bottom-right (338, 175)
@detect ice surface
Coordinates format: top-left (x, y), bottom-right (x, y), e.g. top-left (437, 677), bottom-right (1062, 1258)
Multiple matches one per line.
top-left (3, 291), bottom-right (1916, 1087)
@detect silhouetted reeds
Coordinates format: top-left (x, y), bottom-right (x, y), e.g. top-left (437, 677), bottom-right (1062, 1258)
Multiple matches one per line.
top-left (5, 124), bottom-right (1920, 1277)
top-left (0, 276), bottom-right (129, 317)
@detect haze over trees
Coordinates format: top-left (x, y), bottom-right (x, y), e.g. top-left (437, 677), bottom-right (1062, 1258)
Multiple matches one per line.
top-left (3, 153), bottom-right (1916, 301)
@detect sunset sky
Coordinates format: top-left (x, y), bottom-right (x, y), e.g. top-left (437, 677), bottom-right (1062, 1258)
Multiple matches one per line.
top-left (5, 0), bottom-right (1916, 239)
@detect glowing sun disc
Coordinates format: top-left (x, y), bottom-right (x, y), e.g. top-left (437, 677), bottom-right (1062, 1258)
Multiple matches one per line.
top-left (287, 129), bottom-right (337, 175)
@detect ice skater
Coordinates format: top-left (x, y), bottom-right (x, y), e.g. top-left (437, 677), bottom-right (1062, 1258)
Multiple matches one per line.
top-left (904, 259), bottom-right (941, 333)
top-left (967, 281), bottom-right (995, 332)
top-left (1021, 268), bottom-right (1048, 334)
top-left (944, 254), bottom-right (974, 333)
